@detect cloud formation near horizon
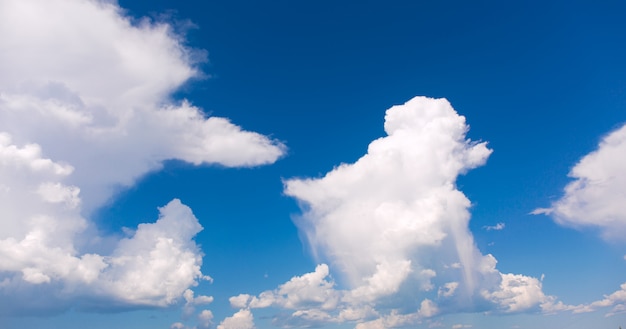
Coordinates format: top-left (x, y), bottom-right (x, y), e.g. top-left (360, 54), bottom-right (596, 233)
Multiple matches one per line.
top-left (0, 0), bottom-right (284, 315)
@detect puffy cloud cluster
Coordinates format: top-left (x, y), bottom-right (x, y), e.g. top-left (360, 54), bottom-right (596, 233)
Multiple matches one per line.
top-left (0, 199), bottom-right (208, 314)
top-left (229, 97), bottom-right (554, 327)
top-left (482, 273), bottom-right (547, 313)
top-left (183, 288), bottom-right (215, 318)
top-left (533, 124), bottom-right (626, 241)
top-left (0, 0), bottom-right (284, 315)
top-left (217, 309), bottom-right (256, 329)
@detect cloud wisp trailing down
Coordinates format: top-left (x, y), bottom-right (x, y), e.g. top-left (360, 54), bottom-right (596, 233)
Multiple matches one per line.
top-left (0, 0), bottom-right (285, 315)
top-left (285, 97), bottom-right (496, 302)
top-left (533, 123), bottom-right (626, 241)
top-left (229, 97), bottom-right (557, 327)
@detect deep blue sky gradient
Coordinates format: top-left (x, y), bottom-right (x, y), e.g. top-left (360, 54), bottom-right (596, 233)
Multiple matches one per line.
top-left (12, 0), bottom-right (626, 328)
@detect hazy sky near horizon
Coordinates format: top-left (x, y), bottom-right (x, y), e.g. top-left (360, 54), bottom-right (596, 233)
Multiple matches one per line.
top-left (1, 0), bottom-right (626, 328)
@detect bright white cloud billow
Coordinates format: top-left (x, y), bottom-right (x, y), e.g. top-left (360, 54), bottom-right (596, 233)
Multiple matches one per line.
top-left (0, 0), bottom-right (285, 212)
top-left (217, 309), bottom-right (256, 329)
top-left (285, 97), bottom-right (495, 300)
top-left (0, 198), bottom-right (207, 314)
top-left (229, 97), bottom-right (556, 327)
top-left (533, 123), bottom-right (626, 241)
top-left (483, 222), bottom-right (505, 231)
top-left (0, 0), bottom-right (284, 315)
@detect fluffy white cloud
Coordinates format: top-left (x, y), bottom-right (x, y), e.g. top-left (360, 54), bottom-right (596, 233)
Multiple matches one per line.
top-left (217, 309), bottom-right (256, 329)
top-left (354, 310), bottom-right (420, 329)
top-left (0, 0), bottom-right (285, 213)
top-left (0, 199), bottom-right (209, 314)
top-left (284, 97), bottom-right (496, 304)
top-left (230, 264), bottom-right (341, 311)
top-left (183, 289), bottom-right (214, 318)
top-left (0, 0), bottom-right (284, 315)
top-left (438, 282), bottom-right (459, 298)
top-left (482, 273), bottom-right (547, 313)
top-left (533, 124), bottom-right (626, 240)
top-left (232, 97), bottom-right (553, 327)
top-left (198, 309), bottom-right (215, 328)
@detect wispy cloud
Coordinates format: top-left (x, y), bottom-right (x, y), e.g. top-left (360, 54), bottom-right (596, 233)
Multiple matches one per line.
top-left (483, 222), bottom-right (505, 231)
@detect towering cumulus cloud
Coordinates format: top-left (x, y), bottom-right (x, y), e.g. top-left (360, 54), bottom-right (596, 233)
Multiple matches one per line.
top-left (285, 97), bottom-right (494, 302)
top-left (234, 97), bottom-right (552, 326)
top-left (533, 123), bottom-right (626, 241)
top-left (0, 0), bottom-right (284, 315)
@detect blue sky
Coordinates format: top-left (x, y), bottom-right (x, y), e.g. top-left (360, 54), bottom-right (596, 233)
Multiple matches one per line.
top-left (1, 0), bottom-right (625, 328)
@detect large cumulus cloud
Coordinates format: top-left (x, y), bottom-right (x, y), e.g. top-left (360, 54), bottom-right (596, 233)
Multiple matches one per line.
top-left (0, 0), bottom-right (284, 315)
top-left (230, 97), bottom-right (554, 327)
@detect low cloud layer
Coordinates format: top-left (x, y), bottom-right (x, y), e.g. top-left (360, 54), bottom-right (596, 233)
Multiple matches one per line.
top-left (0, 0), bottom-right (284, 315)
top-left (533, 123), bottom-right (626, 241)
top-left (229, 97), bottom-right (556, 327)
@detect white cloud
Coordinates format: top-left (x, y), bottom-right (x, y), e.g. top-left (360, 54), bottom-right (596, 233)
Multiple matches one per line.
top-left (354, 310), bottom-right (420, 329)
top-left (234, 97), bottom-right (553, 327)
top-left (233, 264), bottom-right (340, 311)
top-left (0, 0), bottom-right (285, 212)
top-left (533, 124), bottom-right (626, 240)
top-left (217, 309), bottom-right (255, 329)
top-left (231, 265), bottom-right (378, 327)
top-left (541, 282), bottom-right (626, 317)
top-left (417, 299), bottom-right (439, 318)
top-left (0, 0), bottom-right (284, 315)
top-left (182, 288), bottom-right (214, 318)
top-left (230, 294), bottom-right (253, 309)
top-left (482, 273), bottom-right (547, 313)
top-left (483, 222), bottom-right (505, 231)
top-left (171, 323), bottom-right (186, 329)
top-left (0, 199), bottom-right (209, 314)
top-left (438, 282), bottom-right (459, 298)
top-left (284, 97), bottom-right (548, 314)
top-left (284, 97), bottom-right (496, 303)
top-left (198, 309), bottom-right (214, 328)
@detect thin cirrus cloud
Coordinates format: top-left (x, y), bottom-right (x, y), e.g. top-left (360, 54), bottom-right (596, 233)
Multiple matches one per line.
top-left (0, 0), bottom-right (284, 316)
top-left (217, 309), bottom-right (256, 329)
top-left (229, 97), bottom-right (564, 327)
top-left (483, 222), bottom-right (505, 231)
top-left (533, 123), bottom-right (626, 241)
